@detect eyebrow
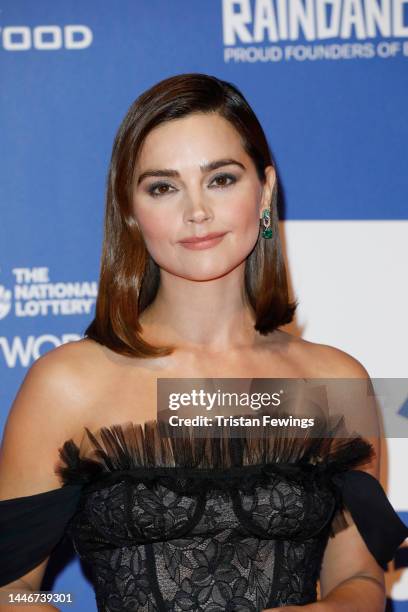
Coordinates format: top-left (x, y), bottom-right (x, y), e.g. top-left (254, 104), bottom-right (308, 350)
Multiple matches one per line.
top-left (136, 158), bottom-right (246, 186)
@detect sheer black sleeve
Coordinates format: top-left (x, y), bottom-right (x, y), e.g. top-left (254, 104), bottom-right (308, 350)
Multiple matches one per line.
top-left (0, 484), bottom-right (83, 587)
top-left (331, 469), bottom-right (408, 567)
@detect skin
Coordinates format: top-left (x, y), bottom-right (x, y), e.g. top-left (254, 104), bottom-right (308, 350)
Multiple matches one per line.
top-left (0, 112), bottom-right (386, 611)
top-left (132, 111), bottom-right (276, 352)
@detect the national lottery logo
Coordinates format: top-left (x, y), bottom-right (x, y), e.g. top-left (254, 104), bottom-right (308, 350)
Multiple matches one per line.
top-left (0, 267), bottom-right (97, 319)
top-left (0, 285), bottom-right (12, 320)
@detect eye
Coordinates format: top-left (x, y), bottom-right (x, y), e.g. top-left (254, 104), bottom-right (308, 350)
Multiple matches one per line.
top-left (147, 182), bottom-right (176, 198)
top-left (210, 173), bottom-right (237, 188)
top-left (146, 173), bottom-right (237, 198)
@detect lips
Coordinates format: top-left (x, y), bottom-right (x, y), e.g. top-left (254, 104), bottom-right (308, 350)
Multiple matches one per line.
top-left (179, 232), bottom-right (227, 244)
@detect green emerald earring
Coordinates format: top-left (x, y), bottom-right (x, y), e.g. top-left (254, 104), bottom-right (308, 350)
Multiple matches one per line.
top-left (261, 209), bottom-right (273, 239)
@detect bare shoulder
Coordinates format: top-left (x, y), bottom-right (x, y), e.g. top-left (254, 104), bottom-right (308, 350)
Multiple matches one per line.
top-left (3, 338), bottom-right (107, 446)
top-left (21, 337), bottom-right (104, 402)
top-left (277, 330), bottom-right (370, 379)
top-left (33, 336), bottom-right (106, 371)
top-left (0, 338), bottom-right (110, 500)
top-left (308, 341), bottom-right (370, 378)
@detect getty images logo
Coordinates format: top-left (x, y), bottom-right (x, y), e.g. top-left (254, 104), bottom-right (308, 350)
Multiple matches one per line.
top-left (0, 24), bottom-right (93, 51)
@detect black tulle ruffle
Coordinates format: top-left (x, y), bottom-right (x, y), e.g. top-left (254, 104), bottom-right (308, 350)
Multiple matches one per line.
top-left (56, 413), bottom-right (375, 490)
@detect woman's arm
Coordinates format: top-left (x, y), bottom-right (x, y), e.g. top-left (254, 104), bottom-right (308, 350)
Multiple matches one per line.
top-left (0, 345), bottom-right (87, 610)
top-left (315, 508), bottom-right (386, 611)
top-left (314, 351), bottom-right (386, 611)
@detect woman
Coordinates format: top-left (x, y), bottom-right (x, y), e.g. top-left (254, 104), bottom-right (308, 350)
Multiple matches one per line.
top-left (0, 73), bottom-right (406, 612)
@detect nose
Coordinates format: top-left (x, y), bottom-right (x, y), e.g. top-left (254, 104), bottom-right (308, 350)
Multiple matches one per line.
top-left (183, 190), bottom-right (213, 225)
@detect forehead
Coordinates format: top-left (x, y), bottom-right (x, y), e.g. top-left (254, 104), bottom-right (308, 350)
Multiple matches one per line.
top-left (136, 113), bottom-right (245, 167)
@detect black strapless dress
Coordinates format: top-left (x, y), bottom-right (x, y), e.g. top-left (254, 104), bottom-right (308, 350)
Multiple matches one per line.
top-left (1, 415), bottom-right (407, 611)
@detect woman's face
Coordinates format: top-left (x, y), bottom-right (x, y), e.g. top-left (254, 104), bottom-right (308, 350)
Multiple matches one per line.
top-left (132, 112), bottom-right (275, 281)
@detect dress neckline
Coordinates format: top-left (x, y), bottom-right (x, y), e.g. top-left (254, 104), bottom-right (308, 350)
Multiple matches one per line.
top-left (56, 413), bottom-right (374, 484)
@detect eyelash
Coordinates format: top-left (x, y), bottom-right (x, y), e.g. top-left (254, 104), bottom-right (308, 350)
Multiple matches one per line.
top-left (146, 173), bottom-right (237, 198)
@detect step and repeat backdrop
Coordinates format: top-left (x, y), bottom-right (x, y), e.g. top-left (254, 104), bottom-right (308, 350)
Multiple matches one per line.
top-left (1, 1), bottom-right (407, 609)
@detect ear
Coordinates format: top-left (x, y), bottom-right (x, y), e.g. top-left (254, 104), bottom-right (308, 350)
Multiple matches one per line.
top-left (259, 165), bottom-right (276, 219)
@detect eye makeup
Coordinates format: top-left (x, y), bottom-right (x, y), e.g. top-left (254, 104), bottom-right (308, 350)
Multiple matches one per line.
top-left (146, 172), bottom-right (238, 198)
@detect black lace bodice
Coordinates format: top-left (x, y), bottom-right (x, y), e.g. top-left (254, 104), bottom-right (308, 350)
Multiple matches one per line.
top-left (52, 415), bottom-right (393, 611)
top-left (1, 415), bottom-right (407, 611)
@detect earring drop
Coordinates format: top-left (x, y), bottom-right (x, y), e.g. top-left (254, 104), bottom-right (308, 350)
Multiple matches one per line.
top-left (261, 209), bottom-right (272, 239)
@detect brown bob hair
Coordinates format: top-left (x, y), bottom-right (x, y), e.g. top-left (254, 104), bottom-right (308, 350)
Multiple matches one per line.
top-left (84, 73), bottom-right (298, 358)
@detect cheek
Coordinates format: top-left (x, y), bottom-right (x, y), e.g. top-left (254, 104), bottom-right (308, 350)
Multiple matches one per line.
top-left (233, 191), bottom-right (262, 252)
top-left (227, 189), bottom-right (261, 238)
top-left (135, 207), bottom-right (171, 247)
top-left (229, 180), bottom-right (260, 217)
